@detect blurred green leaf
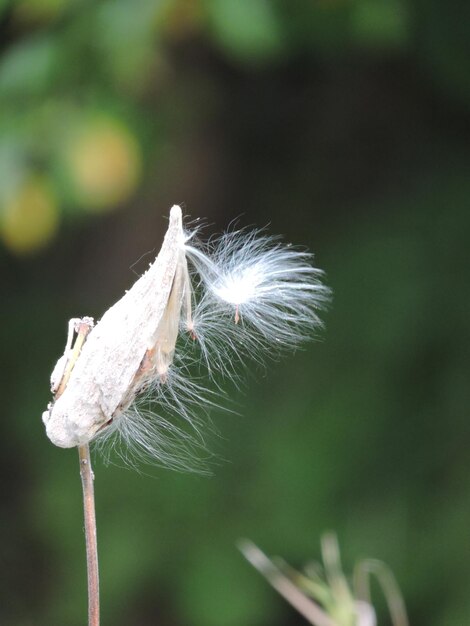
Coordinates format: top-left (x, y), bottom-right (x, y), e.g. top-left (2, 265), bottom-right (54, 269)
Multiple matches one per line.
top-left (351, 0), bottom-right (410, 48)
top-left (205, 0), bottom-right (284, 64)
top-left (12, 0), bottom-right (73, 23)
top-left (416, 1), bottom-right (470, 106)
top-left (0, 136), bottom-right (27, 202)
top-left (96, 0), bottom-right (162, 90)
top-left (0, 35), bottom-right (57, 98)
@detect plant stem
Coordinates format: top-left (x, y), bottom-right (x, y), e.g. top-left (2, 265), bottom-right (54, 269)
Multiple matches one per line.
top-left (79, 443), bottom-right (100, 626)
top-left (238, 540), bottom-right (336, 626)
top-left (53, 319), bottom-right (98, 626)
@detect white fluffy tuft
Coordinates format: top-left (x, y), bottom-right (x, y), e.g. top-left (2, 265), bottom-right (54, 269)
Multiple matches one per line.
top-left (95, 218), bottom-right (331, 471)
top-left (184, 228), bottom-right (331, 359)
top-left (95, 356), bottom-right (220, 473)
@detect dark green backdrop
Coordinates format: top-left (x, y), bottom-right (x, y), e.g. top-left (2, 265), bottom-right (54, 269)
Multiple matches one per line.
top-left (1, 1), bottom-right (469, 625)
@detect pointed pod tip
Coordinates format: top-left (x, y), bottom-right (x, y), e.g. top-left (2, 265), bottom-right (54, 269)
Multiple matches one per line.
top-left (169, 205), bottom-right (183, 221)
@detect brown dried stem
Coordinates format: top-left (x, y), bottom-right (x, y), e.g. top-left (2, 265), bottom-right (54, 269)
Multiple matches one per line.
top-left (55, 319), bottom-right (99, 626)
top-left (78, 442), bottom-right (100, 626)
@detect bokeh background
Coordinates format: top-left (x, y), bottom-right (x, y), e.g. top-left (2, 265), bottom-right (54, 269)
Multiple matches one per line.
top-left (1, 1), bottom-right (470, 625)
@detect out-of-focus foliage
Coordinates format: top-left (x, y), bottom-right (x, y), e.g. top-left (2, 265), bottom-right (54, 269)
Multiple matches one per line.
top-left (1, 1), bottom-right (470, 626)
top-left (0, 0), bottom-right (421, 254)
top-left (240, 534), bottom-right (408, 626)
top-left (0, 173), bottom-right (58, 251)
top-left (60, 114), bottom-right (141, 212)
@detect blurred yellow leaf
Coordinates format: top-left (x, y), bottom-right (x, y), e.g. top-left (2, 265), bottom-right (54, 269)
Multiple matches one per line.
top-left (63, 116), bottom-right (141, 212)
top-left (1, 175), bottom-right (59, 254)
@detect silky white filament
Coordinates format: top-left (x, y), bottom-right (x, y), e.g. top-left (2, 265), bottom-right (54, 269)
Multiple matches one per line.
top-left (185, 228), bottom-right (330, 359)
top-left (43, 207), bottom-right (331, 470)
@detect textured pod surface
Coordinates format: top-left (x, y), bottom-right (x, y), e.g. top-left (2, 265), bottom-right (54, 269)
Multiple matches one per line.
top-left (43, 205), bottom-right (185, 448)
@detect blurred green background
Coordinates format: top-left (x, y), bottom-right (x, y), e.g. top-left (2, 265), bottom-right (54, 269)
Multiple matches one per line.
top-left (1, 0), bottom-right (470, 624)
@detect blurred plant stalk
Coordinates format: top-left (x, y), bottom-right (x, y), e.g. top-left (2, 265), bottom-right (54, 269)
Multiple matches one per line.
top-left (239, 533), bottom-right (408, 626)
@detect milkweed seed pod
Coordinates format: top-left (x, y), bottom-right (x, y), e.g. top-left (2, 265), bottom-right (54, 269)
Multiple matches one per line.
top-left (43, 206), bottom-right (331, 468)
